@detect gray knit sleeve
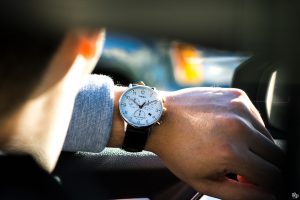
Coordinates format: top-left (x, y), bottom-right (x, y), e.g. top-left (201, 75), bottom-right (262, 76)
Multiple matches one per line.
top-left (63, 74), bottom-right (115, 152)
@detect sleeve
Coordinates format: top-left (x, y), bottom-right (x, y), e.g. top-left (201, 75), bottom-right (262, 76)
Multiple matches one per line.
top-left (63, 74), bottom-right (115, 152)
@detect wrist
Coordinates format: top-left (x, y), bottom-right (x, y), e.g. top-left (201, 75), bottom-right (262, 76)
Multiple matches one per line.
top-left (107, 86), bottom-right (127, 147)
top-left (144, 90), bottom-right (173, 154)
top-left (108, 86), bottom-right (173, 153)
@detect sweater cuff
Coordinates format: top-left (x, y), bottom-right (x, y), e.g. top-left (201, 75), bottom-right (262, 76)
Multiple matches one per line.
top-left (63, 74), bottom-right (114, 152)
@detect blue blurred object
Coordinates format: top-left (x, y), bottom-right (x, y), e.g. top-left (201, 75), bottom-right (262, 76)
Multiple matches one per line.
top-left (96, 31), bottom-right (249, 90)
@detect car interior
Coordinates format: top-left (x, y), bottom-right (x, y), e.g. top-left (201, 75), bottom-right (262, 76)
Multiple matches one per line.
top-left (3, 1), bottom-right (299, 199)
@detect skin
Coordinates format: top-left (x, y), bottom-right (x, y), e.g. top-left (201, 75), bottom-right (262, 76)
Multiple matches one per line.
top-left (109, 87), bottom-right (284, 200)
top-left (1, 29), bottom-right (106, 171)
top-left (0, 30), bottom-right (284, 199)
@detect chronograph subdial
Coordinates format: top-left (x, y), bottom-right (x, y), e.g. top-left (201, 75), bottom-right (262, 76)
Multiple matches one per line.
top-left (133, 109), bottom-right (146, 119)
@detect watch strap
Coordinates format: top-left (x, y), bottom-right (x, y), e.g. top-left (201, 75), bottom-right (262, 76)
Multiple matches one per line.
top-left (122, 124), bottom-right (151, 152)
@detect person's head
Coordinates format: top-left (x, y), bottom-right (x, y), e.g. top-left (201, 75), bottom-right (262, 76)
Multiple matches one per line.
top-left (0, 29), bottom-right (106, 171)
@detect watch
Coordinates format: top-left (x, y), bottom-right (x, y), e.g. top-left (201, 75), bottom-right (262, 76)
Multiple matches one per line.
top-left (119, 82), bottom-right (165, 152)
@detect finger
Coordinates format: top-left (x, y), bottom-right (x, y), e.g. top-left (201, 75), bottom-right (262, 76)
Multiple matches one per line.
top-left (194, 178), bottom-right (275, 200)
top-left (234, 94), bottom-right (273, 141)
top-left (237, 110), bottom-right (273, 143)
top-left (248, 109), bottom-right (273, 141)
top-left (247, 102), bottom-right (274, 141)
top-left (236, 95), bottom-right (274, 141)
top-left (237, 175), bottom-right (251, 184)
top-left (236, 175), bottom-right (264, 186)
top-left (242, 94), bottom-right (266, 126)
top-left (247, 128), bottom-right (285, 168)
top-left (234, 151), bottom-right (282, 191)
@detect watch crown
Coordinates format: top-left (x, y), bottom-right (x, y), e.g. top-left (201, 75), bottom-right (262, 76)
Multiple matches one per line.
top-left (136, 81), bottom-right (145, 86)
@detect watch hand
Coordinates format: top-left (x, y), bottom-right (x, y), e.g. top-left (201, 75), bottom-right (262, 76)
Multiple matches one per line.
top-left (144, 100), bottom-right (157, 107)
top-left (140, 102), bottom-right (146, 109)
top-left (129, 98), bottom-right (140, 107)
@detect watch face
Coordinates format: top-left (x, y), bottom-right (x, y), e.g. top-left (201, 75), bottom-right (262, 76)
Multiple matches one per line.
top-left (119, 85), bottom-right (164, 127)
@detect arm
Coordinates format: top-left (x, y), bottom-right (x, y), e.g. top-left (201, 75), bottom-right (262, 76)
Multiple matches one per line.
top-left (109, 87), bottom-right (284, 200)
top-left (65, 76), bottom-right (283, 200)
top-left (64, 74), bottom-right (115, 152)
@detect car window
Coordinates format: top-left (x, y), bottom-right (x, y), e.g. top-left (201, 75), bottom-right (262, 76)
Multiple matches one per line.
top-left (95, 31), bottom-right (250, 90)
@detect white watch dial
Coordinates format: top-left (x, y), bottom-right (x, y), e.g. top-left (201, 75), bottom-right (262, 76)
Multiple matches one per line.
top-left (119, 85), bottom-right (163, 127)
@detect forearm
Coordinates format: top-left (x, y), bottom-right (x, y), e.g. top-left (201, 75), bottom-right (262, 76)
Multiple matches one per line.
top-left (67, 82), bottom-right (283, 199)
top-left (64, 79), bottom-right (164, 152)
top-left (64, 75), bottom-right (115, 152)
top-left (107, 86), bottom-right (126, 148)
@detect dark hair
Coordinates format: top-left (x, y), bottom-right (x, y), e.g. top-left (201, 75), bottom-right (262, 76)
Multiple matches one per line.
top-left (0, 32), bottom-right (63, 118)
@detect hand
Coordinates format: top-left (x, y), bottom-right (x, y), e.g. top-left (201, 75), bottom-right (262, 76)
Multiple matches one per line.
top-left (145, 87), bottom-right (284, 200)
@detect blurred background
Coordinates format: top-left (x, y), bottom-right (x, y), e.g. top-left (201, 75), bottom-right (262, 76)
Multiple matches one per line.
top-left (94, 31), bottom-right (250, 90)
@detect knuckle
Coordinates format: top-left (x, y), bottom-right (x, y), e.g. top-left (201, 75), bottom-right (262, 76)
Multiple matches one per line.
top-left (218, 143), bottom-right (238, 162)
top-left (228, 98), bottom-right (251, 115)
top-left (229, 88), bottom-right (246, 97)
top-left (219, 115), bottom-right (244, 131)
top-left (229, 99), bottom-right (246, 111)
